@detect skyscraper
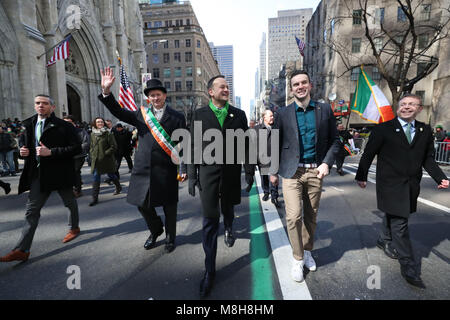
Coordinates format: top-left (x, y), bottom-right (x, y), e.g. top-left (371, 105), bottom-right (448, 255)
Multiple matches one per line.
top-left (258, 32), bottom-right (267, 96)
top-left (209, 43), bottom-right (235, 105)
top-left (267, 9), bottom-right (312, 81)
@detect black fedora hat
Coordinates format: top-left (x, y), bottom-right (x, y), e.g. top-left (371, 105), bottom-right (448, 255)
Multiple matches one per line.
top-left (144, 78), bottom-right (167, 96)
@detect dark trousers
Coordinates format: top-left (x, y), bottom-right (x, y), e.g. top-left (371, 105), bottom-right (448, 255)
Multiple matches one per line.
top-left (15, 176), bottom-right (79, 252)
top-left (380, 213), bottom-right (414, 266)
top-left (115, 153), bottom-right (133, 179)
top-left (260, 173), bottom-right (278, 199)
top-left (73, 157), bottom-right (85, 192)
top-left (138, 203), bottom-right (177, 243)
top-left (202, 200), bottom-right (234, 274)
top-left (335, 150), bottom-right (347, 171)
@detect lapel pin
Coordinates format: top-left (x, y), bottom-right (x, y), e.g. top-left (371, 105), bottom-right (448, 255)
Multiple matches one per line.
top-left (230, 114), bottom-right (234, 118)
top-left (420, 127), bottom-right (423, 132)
top-left (396, 129), bottom-right (400, 132)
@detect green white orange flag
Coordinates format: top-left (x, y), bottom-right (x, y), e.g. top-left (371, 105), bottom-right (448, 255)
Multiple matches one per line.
top-left (350, 66), bottom-right (395, 124)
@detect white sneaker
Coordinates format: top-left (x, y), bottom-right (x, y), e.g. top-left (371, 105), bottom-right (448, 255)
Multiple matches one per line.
top-left (304, 250), bottom-right (317, 271)
top-left (291, 258), bottom-right (305, 282)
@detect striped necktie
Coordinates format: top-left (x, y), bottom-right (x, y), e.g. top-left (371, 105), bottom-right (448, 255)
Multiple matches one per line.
top-left (36, 120), bottom-right (43, 165)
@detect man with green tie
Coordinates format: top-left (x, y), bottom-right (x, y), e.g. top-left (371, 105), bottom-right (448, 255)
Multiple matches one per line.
top-left (0, 95), bottom-right (81, 263)
top-left (356, 93), bottom-right (449, 288)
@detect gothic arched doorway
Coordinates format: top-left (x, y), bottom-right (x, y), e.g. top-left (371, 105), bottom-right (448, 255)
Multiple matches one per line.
top-left (67, 85), bottom-right (82, 122)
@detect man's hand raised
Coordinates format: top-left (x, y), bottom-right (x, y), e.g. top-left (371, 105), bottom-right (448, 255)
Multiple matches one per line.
top-left (100, 67), bottom-right (116, 95)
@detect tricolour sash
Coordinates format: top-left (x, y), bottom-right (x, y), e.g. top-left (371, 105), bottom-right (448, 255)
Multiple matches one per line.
top-left (140, 106), bottom-right (180, 163)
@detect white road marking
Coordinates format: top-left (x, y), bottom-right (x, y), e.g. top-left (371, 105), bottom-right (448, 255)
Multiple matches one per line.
top-left (254, 173), bottom-right (312, 300)
top-left (343, 166), bottom-right (450, 213)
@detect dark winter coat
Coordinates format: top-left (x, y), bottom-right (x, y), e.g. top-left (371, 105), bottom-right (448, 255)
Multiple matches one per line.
top-left (356, 118), bottom-right (447, 218)
top-left (90, 128), bottom-right (117, 175)
top-left (18, 113), bottom-right (81, 194)
top-left (187, 104), bottom-right (255, 219)
top-left (98, 94), bottom-right (186, 208)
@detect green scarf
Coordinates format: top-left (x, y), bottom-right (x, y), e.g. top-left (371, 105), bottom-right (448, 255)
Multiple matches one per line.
top-left (209, 100), bottom-right (229, 128)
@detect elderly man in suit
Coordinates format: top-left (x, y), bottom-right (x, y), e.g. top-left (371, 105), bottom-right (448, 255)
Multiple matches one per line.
top-left (270, 70), bottom-right (340, 283)
top-left (188, 75), bottom-right (255, 298)
top-left (0, 94), bottom-right (81, 263)
top-left (99, 67), bottom-right (186, 253)
top-left (356, 93), bottom-right (449, 287)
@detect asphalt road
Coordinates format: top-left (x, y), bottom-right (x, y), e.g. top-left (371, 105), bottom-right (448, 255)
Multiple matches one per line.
top-left (0, 157), bottom-right (449, 300)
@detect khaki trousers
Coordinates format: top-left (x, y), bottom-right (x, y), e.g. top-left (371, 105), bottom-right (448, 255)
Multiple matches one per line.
top-left (282, 167), bottom-right (323, 260)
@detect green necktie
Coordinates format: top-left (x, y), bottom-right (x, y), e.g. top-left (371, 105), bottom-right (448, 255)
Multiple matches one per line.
top-left (36, 120), bottom-right (43, 145)
top-left (405, 123), bottom-right (412, 144)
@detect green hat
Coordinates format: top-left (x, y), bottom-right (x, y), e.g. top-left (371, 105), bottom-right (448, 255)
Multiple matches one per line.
top-left (436, 125), bottom-right (443, 129)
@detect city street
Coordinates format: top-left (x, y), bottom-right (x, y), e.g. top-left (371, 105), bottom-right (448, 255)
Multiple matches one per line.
top-left (0, 157), bottom-right (449, 300)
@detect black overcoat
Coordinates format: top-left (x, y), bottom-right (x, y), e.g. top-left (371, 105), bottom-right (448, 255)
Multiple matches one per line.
top-left (18, 113), bottom-right (81, 194)
top-left (98, 94), bottom-right (186, 208)
top-left (356, 118), bottom-right (447, 218)
top-left (187, 105), bottom-right (255, 219)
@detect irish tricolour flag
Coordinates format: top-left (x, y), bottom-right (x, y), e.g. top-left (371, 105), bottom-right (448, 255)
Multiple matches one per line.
top-left (351, 66), bottom-right (395, 124)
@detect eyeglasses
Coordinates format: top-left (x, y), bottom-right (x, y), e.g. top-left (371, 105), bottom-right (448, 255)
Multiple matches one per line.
top-left (399, 102), bottom-right (421, 107)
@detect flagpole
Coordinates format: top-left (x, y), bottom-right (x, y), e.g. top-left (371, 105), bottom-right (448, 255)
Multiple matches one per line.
top-left (36, 30), bottom-right (78, 60)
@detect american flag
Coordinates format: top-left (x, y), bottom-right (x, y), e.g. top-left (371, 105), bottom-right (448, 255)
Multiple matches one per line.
top-left (295, 36), bottom-right (306, 57)
top-left (118, 64), bottom-right (138, 111)
top-left (47, 35), bottom-right (71, 67)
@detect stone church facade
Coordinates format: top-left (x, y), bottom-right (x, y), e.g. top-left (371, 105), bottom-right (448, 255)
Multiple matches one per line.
top-left (0, 0), bottom-right (146, 123)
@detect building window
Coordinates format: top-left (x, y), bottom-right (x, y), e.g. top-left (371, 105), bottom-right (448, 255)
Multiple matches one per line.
top-left (163, 40), bottom-right (169, 49)
top-left (329, 48), bottom-right (333, 61)
top-left (164, 68), bottom-right (171, 78)
top-left (417, 62), bottom-right (428, 77)
top-left (152, 54), bottom-right (159, 64)
top-left (196, 53), bottom-right (202, 63)
top-left (175, 81), bottom-right (182, 92)
top-left (374, 37), bottom-right (383, 53)
top-left (164, 81), bottom-right (171, 91)
top-left (375, 8), bottom-right (385, 24)
top-left (186, 81), bottom-right (193, 91)
top-left (174, 40), bottom-right (180, 48)
top-left (152, 68), bottom-right (160, 78)
top-left (420, 4), bottom-right (431, 21)
top-left (394, 64), bottom-right (399, 75)
top-left (398, 6), bottom-right (408, 22)
top-left (330, 19), bottom-right (335, 35)
top-left (186, 39), bottom-right (191, 47)
top-left (418, 34), bottom-right (429, 49)
top-left (186, 19), bottom-right (191, 26)
top-left (152, 41), bottom-right (158, 49)
top-left (185, 52), bottom-right (192, 62)
top-left (197, 67), bottom-right (202, 76)
top-left (163, 53), bottom-right (170, 63)
top-left (154, 21), bottom-right (162, 28)
top-left (352, 38), bottom-right (361, 53)
top-left (176, 96), bottom-right (183, 107)
top-left (175, 67), bottom-right (182, 77)
top-left (197, 40), bottom-right (201, 48)
top-left (165, 96), bottom-right (172, 104)
top-left (351, 67), bottom-right (360, 81)
top-left (174, 52), bottom-right (181, 62)
top-left (186, 67), bottom-right (193, 77)
top-left (372, 67), bottom-right (381, 80)
top-left (415, 90), bottom-right (425, 103)
top-left (353, 10), bottom-right (362, 25)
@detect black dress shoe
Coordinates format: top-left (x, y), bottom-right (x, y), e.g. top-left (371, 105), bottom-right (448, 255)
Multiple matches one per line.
top-left (262, 193), bottom-right (269, 201)
top-left (199, 271), bottom-right (215, 298)
top-left (164, 242), bottom-right (175, 253)
top-left (376, 238), bottom-right (399, 259)
top-left (271, 198), bottom-right (281, 208)
top-left (224, 229), bottom-right (235, 248)
top-left (401, 265), bottom-right (424, 288)
top-left (144, 229), bottom-right (164, 250)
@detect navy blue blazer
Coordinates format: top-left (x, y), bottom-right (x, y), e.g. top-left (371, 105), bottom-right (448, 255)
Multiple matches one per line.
top-left (272, 101), bottom-right (340, 179)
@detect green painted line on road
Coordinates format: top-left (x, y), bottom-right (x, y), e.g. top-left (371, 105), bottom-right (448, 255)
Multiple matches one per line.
top-left (249, 183), bottom-right (275, 300)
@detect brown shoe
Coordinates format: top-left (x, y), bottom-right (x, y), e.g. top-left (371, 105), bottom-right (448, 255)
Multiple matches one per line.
top-left (62, 228), bottom-right (81, 243)
top-left (0, 250), bottom-right (30, 262)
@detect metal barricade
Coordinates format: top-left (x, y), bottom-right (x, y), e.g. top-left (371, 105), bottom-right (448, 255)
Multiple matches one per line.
top-left (435, 142), bottom-right (450, 165)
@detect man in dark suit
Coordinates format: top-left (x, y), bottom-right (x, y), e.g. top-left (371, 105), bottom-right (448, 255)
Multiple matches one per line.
top-left (255, 109), bottom-right (280, 207)
top-left (188, 75), bottom-right (255, 297)
top-left (0, 94), bottom-right (81, 263)
top-left (270, 70), bottom-right (340, 283)
top-left (356, 93), bottom-right (449, 287)
top-left (99, 67), bottom-right (186, 253)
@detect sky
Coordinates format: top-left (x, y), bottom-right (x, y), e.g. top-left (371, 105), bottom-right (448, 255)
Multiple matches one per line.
top-left (189, 0), bottom-right (321, 118)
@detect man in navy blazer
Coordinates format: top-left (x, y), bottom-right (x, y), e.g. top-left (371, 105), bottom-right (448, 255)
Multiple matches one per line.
top-left (270, 70), bottom-right (340, 282)
top-left (356, 93), bottom-right (449, 287)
